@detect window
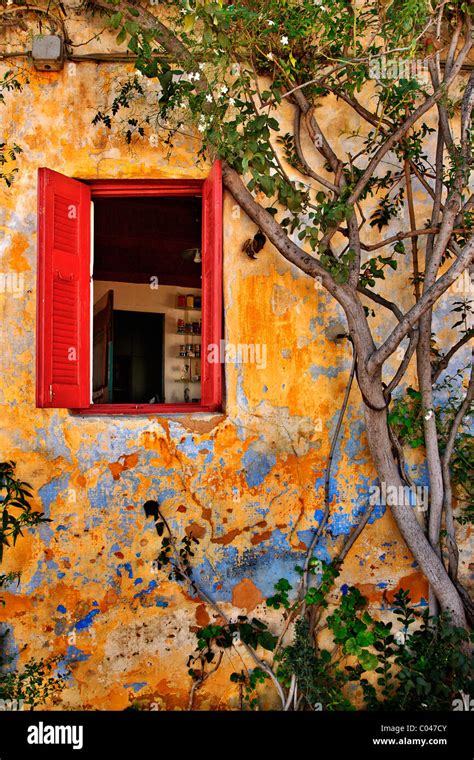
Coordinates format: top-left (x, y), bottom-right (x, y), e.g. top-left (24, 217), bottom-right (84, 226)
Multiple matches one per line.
top-left (36, 164), bottom-right (222, 413)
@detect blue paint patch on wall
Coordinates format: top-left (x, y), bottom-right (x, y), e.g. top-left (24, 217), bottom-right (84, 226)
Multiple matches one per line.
top-left (133, 580), bottom-right (157, 599)
top-left (116, 563), bottom-right (133, 579)
top-left (65, 645), bottom-right (90, 662)
top-left (123, 682), bottom-right (148, 692)
top-left (37, 474), bottom-right (71, 546)
top-left (241, 447), bottom-right (276, 488)
top-left (296, 530), bottom-right (332, 564)
top-left (170, 424), bottom-right (215, 463)
top-left (54, 660), bottom-right (74, 681)
top-left (75, 609), bottom-right (100, 630)
top-left (309, 364), bottom-right (340, 380)
top-left (196, 531), bottom-right (306, 600)
top-left (0, 625), bottom-right (19, 671)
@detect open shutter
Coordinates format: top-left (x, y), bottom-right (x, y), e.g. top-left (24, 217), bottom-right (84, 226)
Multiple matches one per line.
top-left (36, 168), bottom-right (91, 408)
top-left (201, 160), bottom-right (223, 409)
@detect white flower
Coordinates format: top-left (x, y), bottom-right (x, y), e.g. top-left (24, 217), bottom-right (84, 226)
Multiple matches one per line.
top-left (424, 410), bottom-right (433, 421)
top-left (206, 93), bottom-right (213, 102)
top-left (229, 97), bottom-right (236, 106)
top-left (220, 85), bottom-right (228, 95)
top-left (267, 20), bottom-right (275, 26)
top-left (189, 71), bottom-right (200, 82)
top-left (266, 52), bottom-right (274, 61)
top-left (280, 35), bottom-right (289, 45)
top-left (198, 124), bottom-right (206, 132)
top-left (198, 63), bottom-right (205, 70)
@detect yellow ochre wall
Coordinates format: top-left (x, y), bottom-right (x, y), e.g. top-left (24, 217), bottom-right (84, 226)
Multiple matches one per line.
top-left (0, 15), bottom-right (471, 711)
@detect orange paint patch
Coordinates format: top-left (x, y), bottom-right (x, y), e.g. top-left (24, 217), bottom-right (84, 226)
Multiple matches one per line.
top-left (185, 522), bottom-right (206, 540)
top-left (250, 530), bottom-right (272, 546)
top-left (195, 604), bottom-right (210, 627)
top-left (108, 452), bottom-right (139, 480)
top-left (355, 583), bottom-right (384, 603)
top-left (177, 415), bottom-right (226, 434)
top-left (232, 578), bottom-right (264, 613)
top-left (212, 528), bottom-right (241, 545)
top-left (99, 587), bottom-right (121, 613)
top-left (385, 571), bottom-right (429, 605)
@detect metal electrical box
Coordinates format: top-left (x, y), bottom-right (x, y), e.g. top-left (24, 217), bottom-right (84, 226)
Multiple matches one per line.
top-left (32, 35), bottom-right (64, 71)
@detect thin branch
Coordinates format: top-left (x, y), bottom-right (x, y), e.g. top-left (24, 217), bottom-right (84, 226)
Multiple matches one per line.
top-left (359, 225), bottom-right (457, 252)
top-left (348, 22), bottom-right (472, 207)
top-left (155, 505), bottom-right (286, 708)
top-left (302, 343), bottom-right (357, 604)
top-left (385, 328), bottom-right (419, 397)
top-left (368, 234), bottom-right (474, 373)
top-left (292, 108), bottom-right (339, 193)
top-left (432, 330), bottom-right (473, 384)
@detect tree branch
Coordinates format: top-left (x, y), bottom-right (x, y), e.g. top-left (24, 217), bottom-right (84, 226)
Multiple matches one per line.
top-left (368, 234), bottom-right (474, 374)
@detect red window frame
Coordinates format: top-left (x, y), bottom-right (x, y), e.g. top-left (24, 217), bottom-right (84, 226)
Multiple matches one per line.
top-left (36, 165), bottom-right (223, 415)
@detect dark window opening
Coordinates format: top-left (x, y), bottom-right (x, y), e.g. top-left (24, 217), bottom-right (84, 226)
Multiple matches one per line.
top-left (92, 196), bottom-right (203, 405)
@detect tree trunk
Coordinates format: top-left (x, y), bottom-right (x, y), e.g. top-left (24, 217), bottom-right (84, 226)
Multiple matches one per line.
top-left (362, 382), bottom-right (466, 627)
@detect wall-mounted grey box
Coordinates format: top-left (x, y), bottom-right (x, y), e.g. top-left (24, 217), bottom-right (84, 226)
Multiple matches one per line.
top-left (32, 35), bottom-right (64, 71)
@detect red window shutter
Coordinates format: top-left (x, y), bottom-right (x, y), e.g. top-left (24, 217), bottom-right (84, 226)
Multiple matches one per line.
top-left (36, 168), bottom-right (91, 408)
top-left (201, 160), bottom-right (223, 409)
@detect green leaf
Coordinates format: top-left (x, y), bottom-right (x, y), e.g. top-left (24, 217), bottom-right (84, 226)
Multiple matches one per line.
top-left (124, 20), bottom-right (139, 35)
top-left (356, 630), bottom-right (375, 647)
top-left (116, 27), bottom-right (127, 45)
top-left (344, 637), bottom-right (362, 656)
top-left (359, 651), bottom-right (379, 671)
top-left (110, 12), bottom-right (122, 29)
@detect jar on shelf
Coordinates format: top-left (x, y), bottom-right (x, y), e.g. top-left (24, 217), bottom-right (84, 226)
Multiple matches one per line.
top-left (186, 294), bottom-right (194, 308)
top-left (185, 322), bottom-right (192, 334)
top-left (177, 319), bottom-right (185, 333)
top-left (192, 321), bottom-right (200, 334)
top-left (194, 295), bottom-right (202, 309)
top-left (177, 294), bottom-right (186, 308)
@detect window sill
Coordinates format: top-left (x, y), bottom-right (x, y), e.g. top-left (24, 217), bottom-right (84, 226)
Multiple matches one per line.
top-left (72, 403), bottom-right (221, 416)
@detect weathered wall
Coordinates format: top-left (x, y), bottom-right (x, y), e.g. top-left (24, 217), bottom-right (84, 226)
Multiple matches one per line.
top-left (0, 11), bottom-right (471, 710)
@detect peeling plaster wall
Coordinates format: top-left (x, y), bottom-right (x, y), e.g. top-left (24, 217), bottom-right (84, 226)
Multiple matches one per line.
top-left (0, 18), bottom-right (472, 710)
